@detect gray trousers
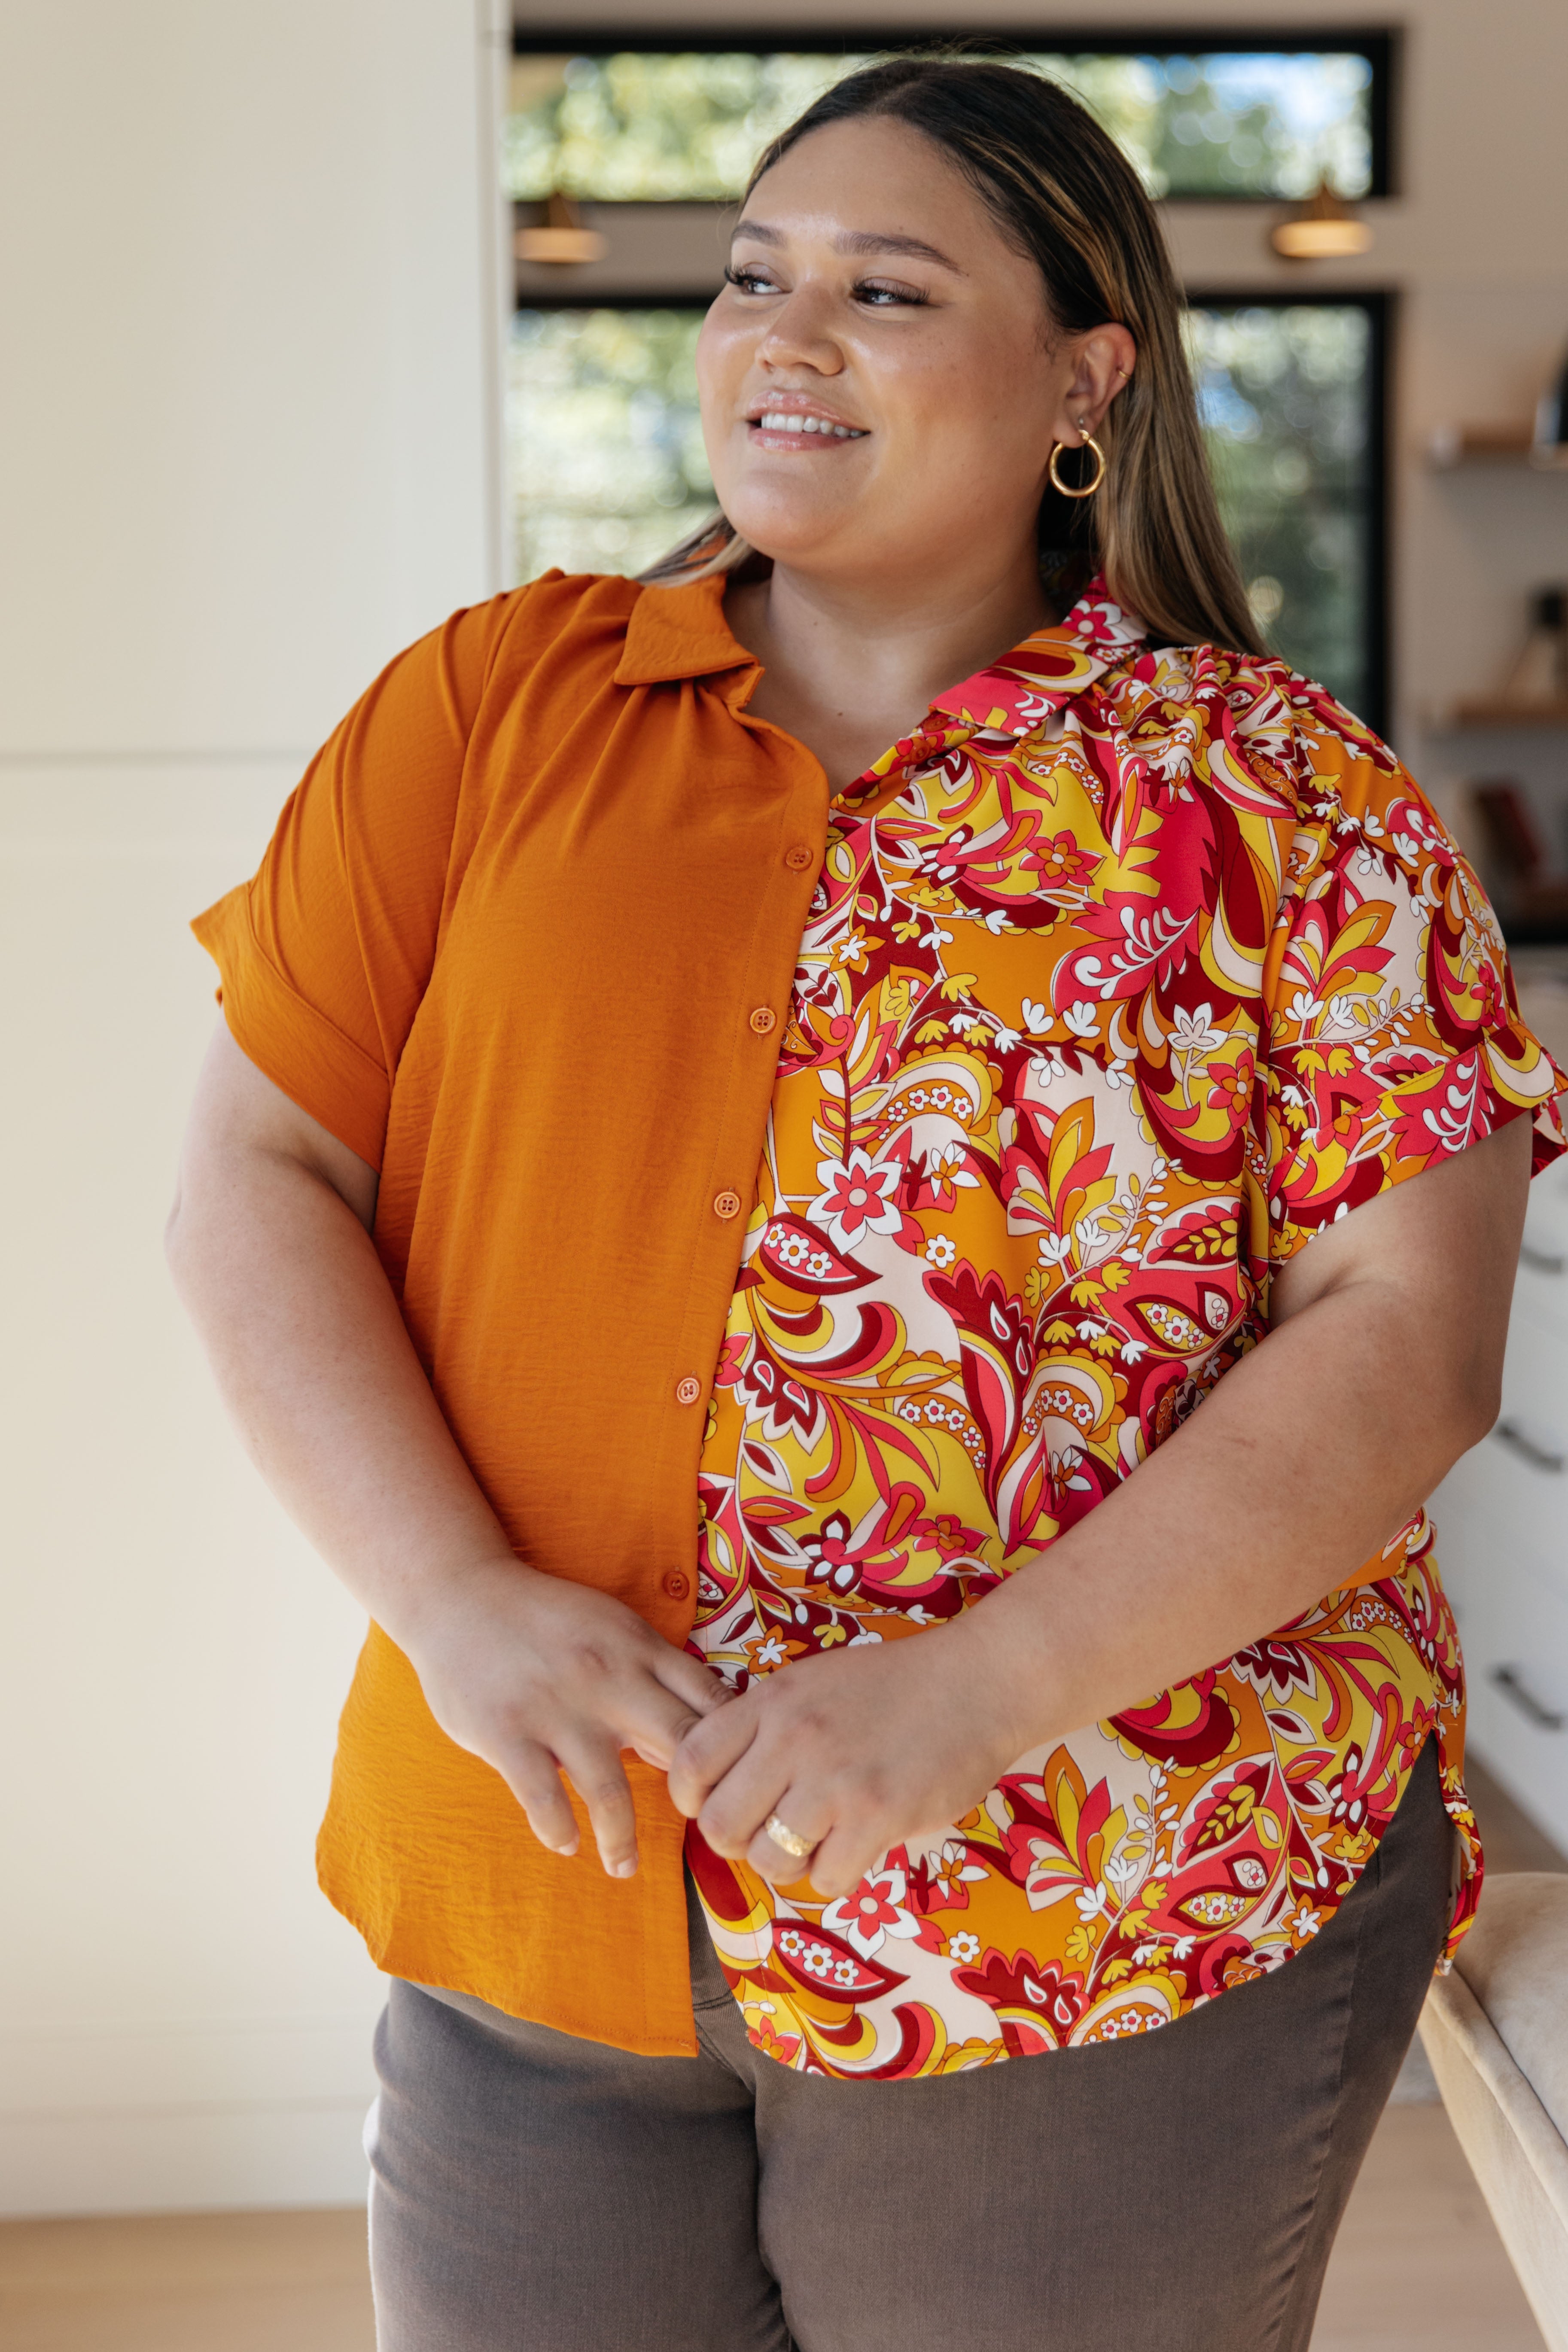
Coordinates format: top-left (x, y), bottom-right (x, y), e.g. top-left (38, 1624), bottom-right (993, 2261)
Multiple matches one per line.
top-left (366, 1739), bottom-right (1452, 2352)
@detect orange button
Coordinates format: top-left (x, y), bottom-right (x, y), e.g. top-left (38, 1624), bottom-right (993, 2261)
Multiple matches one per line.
top-left (713, 1190), bottom-right (743, 1220)
top-left (674, 1375), bottom-right (702, 1406)
top-left (749, 1006), bottom-right (777, 1035)
top-left (662, 1570), bottom-right (691, 1601)
top-left (784, 843), bottom-right (815, 872)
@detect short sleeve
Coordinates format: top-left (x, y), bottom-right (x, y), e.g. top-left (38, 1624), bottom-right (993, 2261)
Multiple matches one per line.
top-left (1260, 706), bottom-right (1568, 1265)
top-left (191, 593), bottom-right (525, 1168)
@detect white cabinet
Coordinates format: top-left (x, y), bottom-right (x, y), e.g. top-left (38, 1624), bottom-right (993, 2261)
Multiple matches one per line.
top-left (1431, 1150), bottom-right (1568, 1850)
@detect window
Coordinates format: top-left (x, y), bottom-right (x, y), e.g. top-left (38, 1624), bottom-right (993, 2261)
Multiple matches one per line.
top-left (507, 35), bottom-right (1390, 204)
top-left (508, 295), bottom-right (1388, 731)
top-left (1188, 295), bottom-right (1388, 731)
top-left (509, 305), bottom-right (710, 582)
top-left (505, 29), bottom-right (1393, 732)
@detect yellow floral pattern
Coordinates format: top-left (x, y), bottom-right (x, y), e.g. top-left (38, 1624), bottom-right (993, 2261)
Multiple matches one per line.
top-left (686, 579), bottom-right (1568, 2079)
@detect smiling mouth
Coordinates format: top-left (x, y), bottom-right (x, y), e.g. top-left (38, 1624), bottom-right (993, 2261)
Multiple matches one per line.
top-left (749, 409), bottom-right (868, 444)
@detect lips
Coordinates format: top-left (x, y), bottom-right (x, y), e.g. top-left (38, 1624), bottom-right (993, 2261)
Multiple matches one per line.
top-left (746, 395), bottom-right (867, 444)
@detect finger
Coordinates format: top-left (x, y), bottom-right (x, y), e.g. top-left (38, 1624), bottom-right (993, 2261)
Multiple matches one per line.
top-left (653, 1647), bottom-right (736, 1716)
top-left (799, 1819), bottom-right (890, 1904)
top-left (667, 1692), bottom-right (762, 1820)
top-left (557, 1737), bottom-right (640, 1878)
top-left (497, 1738), bottom-right (582, 1859)
top-left (618, 1671), bottom-right (727, 1773)
top-left (693, 1719), bottom-right (806, 1858)
top-left (743, 1789), bottom-right (830, 1887)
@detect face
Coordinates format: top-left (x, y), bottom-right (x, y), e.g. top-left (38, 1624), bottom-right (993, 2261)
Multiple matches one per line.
top-left (697, 116), bottom-right (1130, 588)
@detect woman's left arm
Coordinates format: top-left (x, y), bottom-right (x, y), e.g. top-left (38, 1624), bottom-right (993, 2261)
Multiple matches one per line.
top-left (670, 1114), bottom-right (1531, 1898)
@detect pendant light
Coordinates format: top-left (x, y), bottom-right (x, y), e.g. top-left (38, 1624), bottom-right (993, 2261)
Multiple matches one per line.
top-left (516, 190), bottom-right (606, 267)
top-left (1270, 177), bottom-right (1373, 261)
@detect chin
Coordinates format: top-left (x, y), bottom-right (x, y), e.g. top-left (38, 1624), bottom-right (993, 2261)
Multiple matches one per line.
top-left (720, 493), bottom-right (853, 565)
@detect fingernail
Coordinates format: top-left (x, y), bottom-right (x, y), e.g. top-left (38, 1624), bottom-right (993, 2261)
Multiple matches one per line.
top-left (554, 1840), bottom-right (578, 1858)
top-left (612, 1857), bottom-right (636, 1878)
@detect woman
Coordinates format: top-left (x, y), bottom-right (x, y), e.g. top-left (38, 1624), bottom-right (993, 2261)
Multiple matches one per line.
top-left (169, 57), bottom-right (1565, 2352)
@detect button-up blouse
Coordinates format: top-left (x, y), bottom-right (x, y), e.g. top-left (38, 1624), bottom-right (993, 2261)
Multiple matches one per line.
top-left (193, 569), bottom-right (1566, 2063)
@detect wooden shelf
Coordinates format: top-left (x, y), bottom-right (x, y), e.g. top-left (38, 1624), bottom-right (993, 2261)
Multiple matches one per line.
top-left (1426, 423), bottom-right (1534, 468)
top-left (1443, 698), bottom-right (1568, 728)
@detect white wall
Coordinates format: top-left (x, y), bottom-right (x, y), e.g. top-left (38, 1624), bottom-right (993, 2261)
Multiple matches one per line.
top-left (0, 1), bottom-right (508, 2215)
top-left (4, 0), bottom-right (1566, 2222)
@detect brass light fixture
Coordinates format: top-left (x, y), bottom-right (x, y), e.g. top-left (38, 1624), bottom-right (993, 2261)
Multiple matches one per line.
top-left (516, 189), bottom-right (606, 267)
top-left (1270, 177), bottom-right (1373, 262)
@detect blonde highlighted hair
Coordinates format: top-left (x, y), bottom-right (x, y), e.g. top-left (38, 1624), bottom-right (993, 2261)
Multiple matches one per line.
top-left (643, 54), bottom-right (1264, 656)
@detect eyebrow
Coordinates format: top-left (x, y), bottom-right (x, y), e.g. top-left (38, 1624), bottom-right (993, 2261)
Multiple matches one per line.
top-left (731, 218), bottom-right (965, 272)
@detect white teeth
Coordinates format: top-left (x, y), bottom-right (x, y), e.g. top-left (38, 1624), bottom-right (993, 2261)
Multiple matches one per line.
top-left (755, 411), bottom-right (864, 438)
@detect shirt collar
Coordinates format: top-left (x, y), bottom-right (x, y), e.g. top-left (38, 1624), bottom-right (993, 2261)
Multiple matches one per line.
top-left (614, 567), bottom-right (1148, 728)
top-left (615, 574), bottom-right (756, 687)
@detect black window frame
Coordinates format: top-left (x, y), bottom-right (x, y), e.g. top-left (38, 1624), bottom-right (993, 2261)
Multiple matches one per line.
top-left (508, 25), bottom-right (1399, 201)
top-left (1185, 286), bottom-right (1392, 738)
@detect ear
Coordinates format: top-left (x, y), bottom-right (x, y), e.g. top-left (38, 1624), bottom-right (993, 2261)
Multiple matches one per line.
top-left (1050, 324), bottom-right (1139, 444)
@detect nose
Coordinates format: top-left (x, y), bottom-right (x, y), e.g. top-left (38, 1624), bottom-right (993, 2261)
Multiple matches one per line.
top-left (755, 286), bottom-right (846, 378)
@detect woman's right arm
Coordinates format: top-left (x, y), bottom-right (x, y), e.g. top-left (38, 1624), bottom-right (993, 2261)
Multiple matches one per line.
top-left (165, 1022), bottom-right (730, 1878)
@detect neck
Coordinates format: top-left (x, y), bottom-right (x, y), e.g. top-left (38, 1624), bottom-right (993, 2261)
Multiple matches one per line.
top-left (725, 548), bottom-right (1055, 791)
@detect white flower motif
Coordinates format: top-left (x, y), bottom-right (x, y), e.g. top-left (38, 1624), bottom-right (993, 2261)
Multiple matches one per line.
top-left (1104, 1056), bottom-right (1134, 1089)
top-left (1021, 998), bottom-right (1051, 1035)
top-left (1063, 1000), bottom-right (1099, 1038)
top-left (947, 1931), bottom-right (982, 1964)
top-left (924, 1233), bottom-right (958, 1269)
top-left (1074, 1880), bottom-right (1111, 1921)
top-left (990, 1022), bottom-right (1022, 1052)
top-left (1037, 1232), bottom-right (1074, 1264)
top-left (1170, 1002), bottom-right (1224, 1054)
top-left (927, 1141), bottom-right (980, 1190)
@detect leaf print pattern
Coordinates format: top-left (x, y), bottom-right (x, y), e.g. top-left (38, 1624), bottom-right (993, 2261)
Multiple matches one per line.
top-left (687, 578), bottom-right (1568, 2080)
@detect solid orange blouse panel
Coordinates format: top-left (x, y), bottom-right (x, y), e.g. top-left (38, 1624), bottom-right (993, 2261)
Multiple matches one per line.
top-left (193, 572), bottom-right (828, 2054)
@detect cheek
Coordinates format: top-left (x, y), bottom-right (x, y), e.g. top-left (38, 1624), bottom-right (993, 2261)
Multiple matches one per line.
top-left (695, 313), bottom-right (750, 486)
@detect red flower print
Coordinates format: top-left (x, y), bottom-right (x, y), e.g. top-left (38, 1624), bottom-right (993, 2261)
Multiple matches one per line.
top-left (799, 1510), bottom-right (862, 1597)
top-left (822, 1867), bottom-right (921, 1959)
top-left (1022, 830), bottom-right (1097, 900)
top-left (1206, 1052), bottom-right (1255, 1125)
top-left (808, 1147), bottom-right (904, 1251)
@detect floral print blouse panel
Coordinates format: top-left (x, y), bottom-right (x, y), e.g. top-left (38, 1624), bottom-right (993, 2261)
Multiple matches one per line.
top-left (686, 578), bottom-right (1568, 2081)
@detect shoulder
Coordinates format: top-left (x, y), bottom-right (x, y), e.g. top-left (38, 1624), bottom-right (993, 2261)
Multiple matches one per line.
top-left (1090, 637), bottom-right (1408, 834)
top-left (436, 569), bottom-right (644, 697)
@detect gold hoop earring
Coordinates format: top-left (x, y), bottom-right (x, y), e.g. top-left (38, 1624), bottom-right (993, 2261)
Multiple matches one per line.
top-left (1048, 434), bottom-right (1106, 499)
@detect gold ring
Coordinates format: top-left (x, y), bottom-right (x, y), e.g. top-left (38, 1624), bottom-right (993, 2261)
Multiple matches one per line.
top-left (764, 1813), bottom-right (815, 1860)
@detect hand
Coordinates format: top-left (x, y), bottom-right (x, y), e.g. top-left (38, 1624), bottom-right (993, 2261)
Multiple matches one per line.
top-left (401, 1555), bottom-right (732, 1878)
top-left (666, 1615), bottom-right (1026, 1900)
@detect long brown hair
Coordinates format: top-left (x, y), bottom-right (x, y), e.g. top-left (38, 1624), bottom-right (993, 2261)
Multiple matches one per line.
top-left (644, 55), bottom-right (1265, 656)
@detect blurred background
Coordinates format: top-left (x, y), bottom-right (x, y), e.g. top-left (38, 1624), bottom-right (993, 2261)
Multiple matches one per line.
top-left (2, 3), bottom-right (1566, 2344)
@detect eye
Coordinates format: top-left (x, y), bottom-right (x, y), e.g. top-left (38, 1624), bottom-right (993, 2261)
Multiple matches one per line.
top-left (853, 279), bottom-right (928, 308)
top-left (724, 266), bottom-right (781, 296)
